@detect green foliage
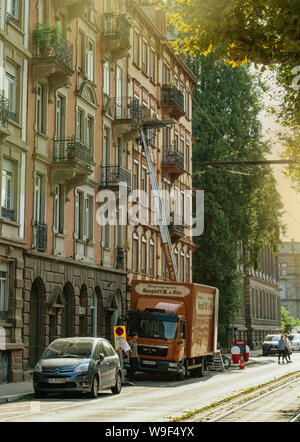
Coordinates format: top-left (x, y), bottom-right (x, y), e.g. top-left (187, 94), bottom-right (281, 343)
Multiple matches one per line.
top-left (166, 0), bottom-right (300, 127)
top-left (281, 307), bottom-right (300, 334)
top-left (189, 52), bottom-right (284, 332)
top-left (167, 0), bottom-right (300, 66)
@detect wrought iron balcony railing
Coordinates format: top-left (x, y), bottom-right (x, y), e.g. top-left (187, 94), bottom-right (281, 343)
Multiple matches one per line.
top-left (34, 221), bottom-right (48, 253)
top-left (161, 86), bottom-right (185, 115)
top-left (100, 165), bottom-right (132, 190)
top-left (7, 12), bottom-right (20, 27)
top-left (33, 28), bottom-right (74, 72)
top-left (163, 146), bottom-right (185, 171)
top-left (1, 207), bottom-right (14, 222)
top-left (53, 138), bottom-right (93, 170)
top-left (114, 97), bottom-right (142, 125)
top-left (102, 13), bottom-right (131, 43)
top-left (0, 96), bottom-right (10, 127)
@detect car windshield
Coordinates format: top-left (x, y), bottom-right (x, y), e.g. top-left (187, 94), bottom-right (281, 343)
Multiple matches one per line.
top-left (128, 311), bottom-right (178, 340)
top-left (265, 335), bottom-right (280, 342)
top-left (41, 339), bottom-right (94, 359)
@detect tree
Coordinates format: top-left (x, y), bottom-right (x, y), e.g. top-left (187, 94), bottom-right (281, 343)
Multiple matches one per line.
top-left (189, 53), bottom-right (284, 344)
top-left (281, 307), bottom-right (300, 334)
top-left (167, 0), bottom-right (300, 66)
top-left (166, 0), bottom-right (300, 128)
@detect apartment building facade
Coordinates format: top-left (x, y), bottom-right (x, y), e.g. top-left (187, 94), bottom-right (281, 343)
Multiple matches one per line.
top-left (231, 245), bottom-right (281, 349)
top-left (0, 0), bottom-right (195, 383)
top-left (279, 241), bottom-right (300, 320)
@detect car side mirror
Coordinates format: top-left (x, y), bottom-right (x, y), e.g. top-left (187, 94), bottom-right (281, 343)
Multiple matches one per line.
top-left (99, 353), bottom-right (105, 362)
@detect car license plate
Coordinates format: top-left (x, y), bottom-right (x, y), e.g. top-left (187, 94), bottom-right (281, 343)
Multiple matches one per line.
top-left (47, 378), bottom-right (66, 384)
top-left (142, 360), bottom-right (156, 366)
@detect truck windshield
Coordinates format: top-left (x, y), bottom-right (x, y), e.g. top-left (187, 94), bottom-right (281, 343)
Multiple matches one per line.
top-left (128, 312), bottom-right (178, 340)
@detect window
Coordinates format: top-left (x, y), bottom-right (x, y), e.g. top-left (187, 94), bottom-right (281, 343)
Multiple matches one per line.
top-left (103, 60), bottom-right (110, 95)
top-left (185, 142), bottom-right (190, 172)
top-left (1, 158), bottom-right (14, 221)
top-left (85, 196), bottom-right (93, 240)
top-left (5, 63), bottom-right (17, 120)
top-left (76, 109), bottom-right (84, 141)
top-left (141, 166), bottom-right (147, 204)
top-left (162, 62), bottom-right (170, 84)
top-left (7, 0), bottom-right (20, 26)
top-left (34, 175), bottom-right (43, 223)
top-left (180, 137), bottom-right (184, 155)
top-left (36, 83), bottom-right (47, 134)
top-left (149, 239), bottom-right (154, 276)
top-left (75, 192), bottom-right (84, 240)
top-left (174, 132), bottom-right (179, 153)
top-left (133, 233), bottom-right (139, 272)
top-left (54, 185), bottom-right (64, 234)
top-left (142, 236), bottom-right (147, 274)
top-left (150, 48), bottom-right (155, 82)
top-left (0, 268), bottom-right (9, 322)
top-left (87, 40), bottom-right (95, 82)
top-left (185, 89), bottom-right (190, 116)
top-left (133, 161), bottom-right (139, 190)
top-left (134, 30), bottom-right (139, 66)
top-left (87, 116), bottom-right (94, 150)
top-left (142, 39), bottom-right (147, 72)
top-left (78, 31), bottom-right (85, 71)
top-left (280, 263), bottom-right (287, 276)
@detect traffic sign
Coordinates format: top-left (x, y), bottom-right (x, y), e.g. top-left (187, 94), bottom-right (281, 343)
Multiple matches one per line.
top-left (114, 326), bottom-right (127, 350)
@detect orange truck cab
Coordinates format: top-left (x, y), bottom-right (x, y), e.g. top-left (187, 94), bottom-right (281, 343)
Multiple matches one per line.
top-left (126, 280), bottom-right (219, 380)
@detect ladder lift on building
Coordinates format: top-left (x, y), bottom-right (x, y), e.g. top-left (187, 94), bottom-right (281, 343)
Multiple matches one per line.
top-left (138, 114), bottom-right (181, 282)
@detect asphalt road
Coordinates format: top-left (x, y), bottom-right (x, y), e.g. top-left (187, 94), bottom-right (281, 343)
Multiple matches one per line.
top-left (0, 352), bottom-right (299, 422)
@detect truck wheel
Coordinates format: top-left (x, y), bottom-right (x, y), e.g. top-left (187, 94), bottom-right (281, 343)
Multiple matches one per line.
top-left (194, 357), bottom-right (205, 377)
top-left (176, 359), bottom-right (188, 381)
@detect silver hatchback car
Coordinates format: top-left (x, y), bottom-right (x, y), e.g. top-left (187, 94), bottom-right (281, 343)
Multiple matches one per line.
top-left (33, 337), bottom-right (122, 398)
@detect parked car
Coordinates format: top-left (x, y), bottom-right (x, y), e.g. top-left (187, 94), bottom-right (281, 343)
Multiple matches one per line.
top-left (262, 334), bottom-right (281, 356)
top-left (33, 337), bottom-right (122, 398)
top-left (288, 333), bottom-right (300, 351)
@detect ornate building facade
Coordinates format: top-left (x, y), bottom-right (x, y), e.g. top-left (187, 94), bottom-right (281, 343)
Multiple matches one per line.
top-left (0, 0), bottom-right (195, 383)
top-left (230, 245), bottom-right (281, 349)
top-left (279, 241), bottom-right (300, 320)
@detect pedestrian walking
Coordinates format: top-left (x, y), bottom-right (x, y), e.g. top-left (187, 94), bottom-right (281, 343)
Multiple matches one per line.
top-left (277, 335), bottom-right (286, 364)
top-left (126, 332), bottom-right (140, 385)
top-left (283, 334), bottom-right (292, 363)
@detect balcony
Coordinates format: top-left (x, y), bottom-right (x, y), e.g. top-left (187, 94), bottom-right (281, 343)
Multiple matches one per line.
top-left (0, 96), bottom-right (10, 140)
top-left (33, 221), bottom-right (48, 253)
top-left (101, 13), bottom-right (131, 62)
top-left (51, 138), bottom-right (93, 195)
top-left (161, 85), bottom-right (185, 120)
top-left (55, 0), bottom-right (94, 23)
top-left (32, 26), bottom-right (74, 101)
top-left (162, 146), bottom-right (185, 179)
top-left (113, 97), bottom-right (142, 142)
top-left (100, 165), bottom-right (132, 191)
top-left (6, 11), bottom-right (20, 27)
top-left (169, 212), bottom-right (185, 240)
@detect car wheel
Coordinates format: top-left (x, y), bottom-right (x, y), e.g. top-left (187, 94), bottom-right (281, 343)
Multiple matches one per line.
top-left (111, 371), bottom-right (122, 395)
top-left (89, 376), bottom-right (99, 399)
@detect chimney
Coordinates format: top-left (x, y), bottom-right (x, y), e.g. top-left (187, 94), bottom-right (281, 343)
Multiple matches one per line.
top-left (291, 238), bottom-right (295, 252)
